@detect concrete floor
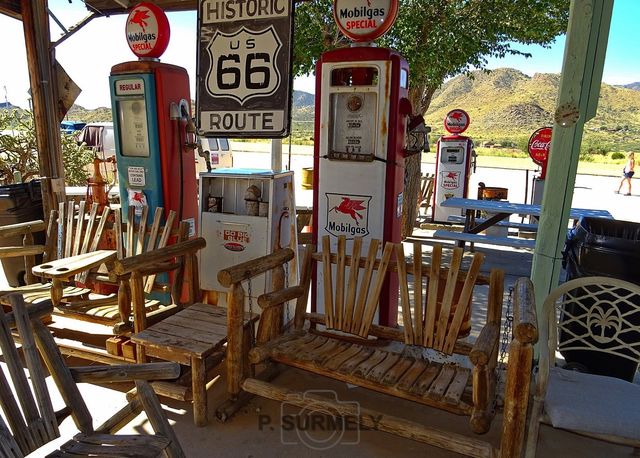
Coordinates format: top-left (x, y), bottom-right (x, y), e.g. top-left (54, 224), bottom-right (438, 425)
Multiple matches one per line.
top-left (2, 240), bottom-right (636, 458)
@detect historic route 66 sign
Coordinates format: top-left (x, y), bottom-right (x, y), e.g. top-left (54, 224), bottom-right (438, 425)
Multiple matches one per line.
top-left (206, 26), bottom-right (281, 104)
top-left (197, 0), bottom-right (293, 138)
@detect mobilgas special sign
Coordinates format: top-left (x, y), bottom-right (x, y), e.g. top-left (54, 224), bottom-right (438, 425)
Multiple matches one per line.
top-left (333, 0), bottom-right (399, 42)
top-left (197, 0), bottom-right (293, 138)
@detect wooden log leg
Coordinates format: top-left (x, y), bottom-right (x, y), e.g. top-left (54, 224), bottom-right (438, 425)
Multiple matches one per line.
top-left (215, 363), bottom-right (281, 422)
top-left (51, 278), bottom-right (63, 306)
top-left (134, 381), bottom-right (186, 458)
top-left (243, 323), bottom-right (253, 378)
top-left (191, 356), bottom-right (207, 427)
top-left (227, 284), bottom-right (245, 397)
top-left (523, 398), bottom-right (543, 458)
top-left (501, 340), bottom-right (533, 458)
top-left (117, 278), bottom-right (131, 326)
top-left (243, 378), bottom-right (496, 458)
top-left (470, 364), bottom-right (492, 434)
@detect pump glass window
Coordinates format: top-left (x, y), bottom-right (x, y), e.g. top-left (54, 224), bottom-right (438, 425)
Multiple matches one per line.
top-left (117, 99), bottom-right (150, 157)
top-left (327, 66), bottom-right (378, 162)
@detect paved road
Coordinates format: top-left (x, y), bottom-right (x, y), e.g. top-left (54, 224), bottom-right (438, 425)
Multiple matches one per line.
top-left (229, 143), bottom-right (639, 224)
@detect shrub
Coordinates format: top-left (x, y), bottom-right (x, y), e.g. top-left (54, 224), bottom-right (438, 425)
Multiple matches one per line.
top-left (611, 152), bottom-right (625, 160)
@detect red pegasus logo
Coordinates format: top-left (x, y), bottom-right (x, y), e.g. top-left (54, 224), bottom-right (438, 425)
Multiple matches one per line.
top-left (130, 9), bottom-right (150, 32)
top-left (449, 112), bottom-right (465, 121)
top-left (330, 197), bottom-right (366, 226)
top-left (446, 172), bottom-right (457, 179)
top-left (132, 192), bottom-right (145, 203)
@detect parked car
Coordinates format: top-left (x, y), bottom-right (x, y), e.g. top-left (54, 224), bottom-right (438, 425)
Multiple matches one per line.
top-left (60, 121), bottom-right (86, 134)
top-left (196, 136), bottom-right (233, 174)
top-left (77, 122), bottom-right (115, 157)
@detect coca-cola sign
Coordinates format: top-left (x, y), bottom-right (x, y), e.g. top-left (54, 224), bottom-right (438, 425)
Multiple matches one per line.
top-left (333, 0), bottom-right (399, 42)
top-left (528, 127), bottom-right (552, 179)
top-left (443, 109), bottom-right (470, 134)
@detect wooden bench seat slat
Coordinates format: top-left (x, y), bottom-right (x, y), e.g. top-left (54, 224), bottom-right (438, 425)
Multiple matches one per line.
top-left (306, 338), bottom-right (344, 363)
top-left (337, 346), bottom-right (373, 374)
top-left (366, 351), bottom-right (402, 383)
top-left (146, 321), bottom-right (228, 347)
top-left (410, 362), bottom-right (442, 396)
top-left (296, 335), bottom-right (331, 360)
top-left (427, 364), bottom-right (457, 401)
top-left (352, 349), bottom-right (389, 379)
top-left (162, 314), bottom-right (228, 335)
top-left (321, 236), bottom-right (335, 329)
top-left (131, 329), bottom-right (214, 358)
top-left (396, 359), bottom-right (429, 392)
top-left (444, 366), bottom-right (471, 405)
top-left (380, 355), bottom-right (414, 386)
top-left (321, 343), bottom-right (361, 371)
top-left (273, 334), bottom-right (322, 359)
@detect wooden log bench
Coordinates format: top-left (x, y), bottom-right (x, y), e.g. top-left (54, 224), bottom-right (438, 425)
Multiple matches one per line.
top-left (433, 229), bottom-right (537, 250)
top-left (219, 237), bottom-right (538, 457)
top-left (447, 215), bottom-right (539, 232)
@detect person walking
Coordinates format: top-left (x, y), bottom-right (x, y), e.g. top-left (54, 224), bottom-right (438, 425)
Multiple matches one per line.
top-left (616, 152), bottom-right (635, 196)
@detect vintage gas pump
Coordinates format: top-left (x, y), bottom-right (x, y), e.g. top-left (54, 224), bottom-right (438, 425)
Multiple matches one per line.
top-left (528, 127), bottom-right (552, 206)
top-left (109, 2), bottom-right (198, 233)
top-left (312, 0), bottom-right (428, 326)
top-left (432, 109), bottom-right (476, 223)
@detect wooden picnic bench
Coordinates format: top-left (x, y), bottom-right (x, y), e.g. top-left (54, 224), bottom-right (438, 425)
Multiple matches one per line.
top-left (447, 215), bottom-right (538, 232)
top-left (433, 229), bottom-right (537, 250)
top-left (219, 236), bottom-right (538, 457)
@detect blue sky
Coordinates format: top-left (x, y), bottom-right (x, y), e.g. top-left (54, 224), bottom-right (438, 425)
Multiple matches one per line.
top-left (0, 0), bottom-right (637, 109)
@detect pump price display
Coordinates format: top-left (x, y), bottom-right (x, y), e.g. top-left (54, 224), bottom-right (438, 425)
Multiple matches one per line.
top-left (197, 0), bottom-right (293, 138)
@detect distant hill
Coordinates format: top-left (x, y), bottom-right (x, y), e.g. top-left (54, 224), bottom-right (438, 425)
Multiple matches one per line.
top-left (64, 90), bottom-right (317, 124)
top-left (623, 82), bottom-right (640, 91)
top-left (425, 68), bottom-right (640, 151)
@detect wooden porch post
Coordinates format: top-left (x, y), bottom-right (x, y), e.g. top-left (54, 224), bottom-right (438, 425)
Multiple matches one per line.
top-left (20, 0), bottom-right (66, 217)
top-left (530, 0), bottom-right (613, 317)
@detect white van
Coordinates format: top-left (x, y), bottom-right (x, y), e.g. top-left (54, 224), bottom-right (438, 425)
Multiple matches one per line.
top-left (196, 137), bottom-right (233, 173)
top-left (77, 122), bottom-right (116, 157)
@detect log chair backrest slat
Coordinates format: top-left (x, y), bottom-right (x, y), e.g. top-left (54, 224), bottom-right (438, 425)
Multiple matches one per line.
top-left (396, 242), bottom-right (485, 354)
top-left (321, 235), bottom-right (393, 338)
top-left (0, 297), bottom-right (62, 456)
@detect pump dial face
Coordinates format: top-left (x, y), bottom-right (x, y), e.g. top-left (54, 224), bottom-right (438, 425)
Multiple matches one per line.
top-left (347, 95), bottom-right (363, 112)
top-left (554, 103), bottom-right (580, 127)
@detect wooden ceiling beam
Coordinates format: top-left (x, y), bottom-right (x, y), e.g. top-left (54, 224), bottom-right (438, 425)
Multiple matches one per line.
top-left (84, 0), bottom-right (197, 15)
top-left (0, 0), bottom-right (22, 20)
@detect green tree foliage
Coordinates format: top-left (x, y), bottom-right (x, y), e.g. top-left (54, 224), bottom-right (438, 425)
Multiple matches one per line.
top-left (293, 0), bottom-right (570, 114)
top-left (0, 110), bottom-right (93, 185)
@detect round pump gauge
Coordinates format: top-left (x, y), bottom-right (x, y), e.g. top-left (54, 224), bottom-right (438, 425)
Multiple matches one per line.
top-left (347, 95), bottom-right (363, 112)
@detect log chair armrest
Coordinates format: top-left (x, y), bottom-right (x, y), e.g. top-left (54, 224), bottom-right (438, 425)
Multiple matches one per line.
top-left (0, 245), bottom-right (45, 260)
top-left (1, 299), bottom-right (53, 326)
top-left (257, 286), bottom-right (305, 311)
top-left (469, 322), bottom-right (500, 366)
top-left (33, 250), bottom-right (117, 280)
top-left (512, 277), bottom-right (538, 345)
top-left (218, 248), bottom-right (295, 287)
top-left (112, 238), bottom-right (206, 276)
top-left (70, 362), bottom-right (181, 384)
top-left (0, 220), bottom-right (46, 239)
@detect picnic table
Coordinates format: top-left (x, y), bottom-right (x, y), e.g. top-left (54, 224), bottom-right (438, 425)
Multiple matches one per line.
top-left (432, 197), bottom-right (613, 250)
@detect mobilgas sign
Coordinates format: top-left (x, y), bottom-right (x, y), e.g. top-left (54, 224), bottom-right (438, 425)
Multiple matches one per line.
top-left (333, 0), bottom-right (399, 42)
top-left (197, 0), bottom-right (293, 138)
top-left (125, 2), bottom-right (170, 59)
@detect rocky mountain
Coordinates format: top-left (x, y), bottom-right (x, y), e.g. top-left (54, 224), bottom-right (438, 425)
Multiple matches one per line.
top-left (425, 68), bottom-right (640, 151)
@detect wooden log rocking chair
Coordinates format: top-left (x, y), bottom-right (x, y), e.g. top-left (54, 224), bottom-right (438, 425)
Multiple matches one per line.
top-left (219, 236), bottom-right (538, 457)
top-left (0, 293), bottom-right (185, 458)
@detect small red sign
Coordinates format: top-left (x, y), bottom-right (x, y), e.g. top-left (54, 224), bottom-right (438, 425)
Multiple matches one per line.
top-left (528, 127), bottom-right (552, 179)
top-left (443, 109), bottom-right (470, 134)
top-left (126, 2), bottom-right (170, 59)
top-left (333, 0), bottom-right (399, 42)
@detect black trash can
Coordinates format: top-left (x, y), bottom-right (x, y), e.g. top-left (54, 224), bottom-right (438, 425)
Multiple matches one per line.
top-left (0, 180), bottom-right (45, 287)
top-left (561, 217), bottom-right (640, 381)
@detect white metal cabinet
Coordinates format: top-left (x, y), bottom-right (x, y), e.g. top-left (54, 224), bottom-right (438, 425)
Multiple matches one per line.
top-left (199, 168), bottom-right (298, 310)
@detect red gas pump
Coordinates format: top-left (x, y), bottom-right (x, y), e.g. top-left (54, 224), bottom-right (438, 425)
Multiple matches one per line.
top-left (110, 3), bottom-right (198, 233)
top-left (311, 0), bottom-right (428, 326)
top-left (432, 109), bottom-right (476, 223)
